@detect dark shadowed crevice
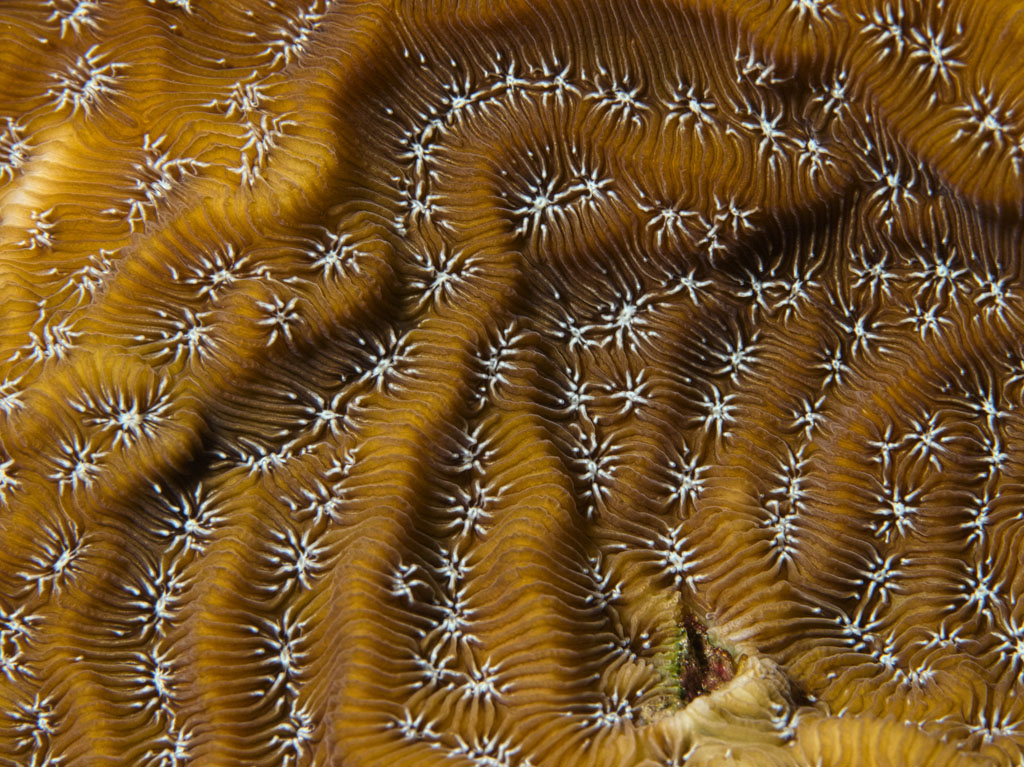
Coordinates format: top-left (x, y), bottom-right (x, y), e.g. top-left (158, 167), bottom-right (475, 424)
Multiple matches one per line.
top-left (674, 613), bottom-right (737, 703)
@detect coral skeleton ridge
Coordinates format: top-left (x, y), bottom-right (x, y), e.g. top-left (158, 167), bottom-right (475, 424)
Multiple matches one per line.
top-left (1, 0), bottom-right (1024, 765)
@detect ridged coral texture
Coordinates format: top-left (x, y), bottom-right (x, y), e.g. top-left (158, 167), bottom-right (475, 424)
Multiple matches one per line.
top-left (1, 0), bottom-right (1023, 765)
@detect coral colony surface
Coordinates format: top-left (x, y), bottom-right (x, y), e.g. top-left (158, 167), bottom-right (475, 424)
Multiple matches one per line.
top-left (3, 0), bottom-right (1024, 764)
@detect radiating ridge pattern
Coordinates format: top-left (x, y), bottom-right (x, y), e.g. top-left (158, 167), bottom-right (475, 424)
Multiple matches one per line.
top-left (1, 0), bottom-right (1024, 765)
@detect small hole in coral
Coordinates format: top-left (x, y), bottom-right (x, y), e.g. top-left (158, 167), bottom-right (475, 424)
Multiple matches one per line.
top-left (675, 614), bottom-right (736, 703)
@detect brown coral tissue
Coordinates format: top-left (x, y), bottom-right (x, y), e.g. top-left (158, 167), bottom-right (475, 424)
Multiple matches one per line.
top-left (5, 0), bottom-right (1024, 764)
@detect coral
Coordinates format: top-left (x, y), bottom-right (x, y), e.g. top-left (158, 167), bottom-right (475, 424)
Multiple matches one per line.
top-left (1, 0), bottom-right (1023, 764)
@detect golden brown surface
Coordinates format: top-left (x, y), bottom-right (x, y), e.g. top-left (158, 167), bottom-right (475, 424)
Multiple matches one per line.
top-left (1, 0), bottom-right (1024, 765)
